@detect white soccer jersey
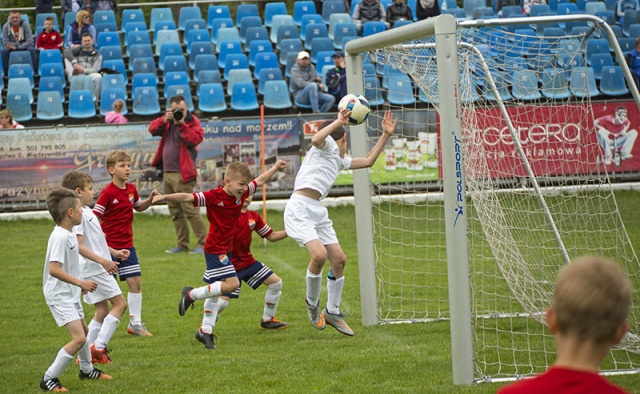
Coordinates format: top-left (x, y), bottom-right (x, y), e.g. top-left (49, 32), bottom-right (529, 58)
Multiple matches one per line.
top-left (74, 206), bottom-right (111, 277)
top-left (294, 136), bottom-right (352, 200)
top-left (43, 226), bottom-right (82, 305)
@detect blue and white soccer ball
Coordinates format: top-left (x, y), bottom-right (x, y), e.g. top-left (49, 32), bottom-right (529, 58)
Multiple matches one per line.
top-left (338, 94), bottom-right (371, 126)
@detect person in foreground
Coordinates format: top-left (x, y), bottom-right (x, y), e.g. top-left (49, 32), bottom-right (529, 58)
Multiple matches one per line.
top-left (153, 160), bottom-right (286, 349)
top-left (40, 188), bottom-right (111, 392)
top-left (498, 255), bottom-right (632, 394)
top-left (284, 109), bottom-right (397, 336)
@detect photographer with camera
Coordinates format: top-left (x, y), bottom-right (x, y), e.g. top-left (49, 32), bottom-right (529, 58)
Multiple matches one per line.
top-left (149, 95), bottom-right (207, 254)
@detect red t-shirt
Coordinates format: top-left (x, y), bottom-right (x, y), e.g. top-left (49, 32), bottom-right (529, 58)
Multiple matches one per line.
top-left (597, 115), bottom-right (630, 137)
top-left (93, 182), bottom-right (141, 249)
top-left (194, 180), bottom-right (257, 255)
top-left (498, 366), bottom-right (630, 394)
top-left (36, 30), bottom-right (63, 49)
top-left (232, 210), bottom-right (273, 270)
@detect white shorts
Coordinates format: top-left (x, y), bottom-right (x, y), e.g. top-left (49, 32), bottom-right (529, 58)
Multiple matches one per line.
top-left (48, 301), bottom-right (85, 327)
top-left (284, 193), bottom-right (338, 247)
top-left (83, 271), bottom-right (123, 305)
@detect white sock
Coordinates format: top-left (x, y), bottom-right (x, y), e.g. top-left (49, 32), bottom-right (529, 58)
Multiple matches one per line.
top-left (201, 297), bottom-right (219, 334)
top-left (263, 280), bottom-right (282, 321)
top-left (306, 269), bottom-right (322, 307)
top-left (326, 276), bottom-right (345, 315)
top-left (217, 298), bottom-right (229, 315)
top-left (190, 282), bottom-right (222, 300)
top-left (95, 314), bottom-right (120, 350)
top-left (128, 292), bottom-right (142, 325)
top-left (77, 339), bottom-right (93, 373)
top-left (86, 319), bottom-right (102, 348)
top-left (44, 348), bottom-right (73, 380)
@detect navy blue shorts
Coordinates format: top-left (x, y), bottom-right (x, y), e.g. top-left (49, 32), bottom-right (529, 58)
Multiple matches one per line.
top-left (225, 261), bottom-right (274, 299)
top-left (203, 252), bottom-right (237, 284)
top-left (111, 247), bottom-right (141, 281)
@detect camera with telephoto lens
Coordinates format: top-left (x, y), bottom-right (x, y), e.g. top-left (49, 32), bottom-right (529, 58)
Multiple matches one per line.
top-left (172, 107), bottom-right (184, 121)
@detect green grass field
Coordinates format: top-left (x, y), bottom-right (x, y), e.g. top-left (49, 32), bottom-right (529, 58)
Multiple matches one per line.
top-left (1, 198), bottom-right (639, 393)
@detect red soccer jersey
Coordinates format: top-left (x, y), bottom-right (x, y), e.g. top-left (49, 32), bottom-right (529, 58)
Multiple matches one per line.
top-left (498, 367), bottom-right (629, 394)
top-left (194, 180), bottom-right (257, 255)
top-left (232, 210), bottom-right (273, 270)
top-left (597, 115), bottom-right (630, 137)
top-left (93, 182), bottom-right (141, 249)
top-left (36, 30), bottom-right (63, 49)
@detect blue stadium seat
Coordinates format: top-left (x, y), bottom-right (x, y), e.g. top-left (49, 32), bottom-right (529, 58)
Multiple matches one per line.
top-left (39, 76), bottom-right (65, 103)
top-left (590, 53), bottom-right (614, 80)
top-left (364, 76), bottom-right (385, 106)
top-left (258, 67), bottom-right (284, 95)
top-left (595, 10), bottom-right (616, 25)
top-left (322, 1), bottom-right (346, 23)
top-left (36, 13), bottom-right (59, 31)
top-left (150, 8), bottom-right (174, 31)
top-left (153, 20), bottom-right (177, 44)
top-left (540, 68), bottom-right (569, 99)
top-left (218, 41), bottom-right (243, 68)
top-left (316, 51), bottom-right (334, 74)
top-left (38, 49), bottom-right (63, 71)
top-left (382, 64), bottom-right (404, 89)
top-left (102, 59), bottom-right (128, 84)
top-left (178, 6), bottom-right (202, 31)
top-left (198, 83), bottom-right (227, 112)
top-left (253, 52), bottom-right (279, 79)
top-left (132, 56), bottom-right (157, 75)
top-left (8, 78), bottom-right (34, 104)
top-left (570, 67), bottom-right (599, 97)
top-left (40, 63), bottom-right (65, 87)
top-left (511, 69), bottom-right (541, 100)
top-left (121, 9), bottom-right (145, 32)
top-left (628, 24), bottom-right (640, 40)
top-left (618, 37), bottom-right (636, 54)
top-left (215, 28), bottom-right (241, 51)
top-left (95, 22), bottom-right (118, 33)
top-left (294, 1), bottom-right (318, 26)
top-left (164, 71), bottom-right (190, 91)
top-left (328, 13), bottom-right (352, 39)
top-left (333, 22), bottom-right (357, 49)
top-left (101, 74), bottom-right (126, 94)
top-left (599, 66), bottom-right (629, 96)
top-left (100, 88), bottom-right (128, 116)
top-left (193, 54), bottom-right (219, 81)
top-left (236, 4), bottom-right (260, 25)
top-left (69, 75), bottom-right (96, 100)
top-left (8, 64), bottom-right (34, 88)
top-left (186, 29), bottom-right (211, 54)
top-left (197, 70), bottom-right (222, 89)
top-left (9, 51), bottom-right (33, 70)
top-left (208, 5), bottom-right (231, 29)
top-left (263, 80), bottom-right (292, 109)
top-left (36, 91), bottom-right (64, 120)
top-left (155, 30), bottom-right (180, 55)
top-left (463, 0), bottom-right (486, 18)
top-left (304, 23), bottom-right (328, 50)
top-left (301, 14), bottom-right (324, 39)
top-left (556, 2), bottom-right (577, 15)
top-left (129, 43), bottom-right (154, 71)
top-left (279, 38), bottom-right (303, 65)
top-left (163, 55), bottom-right (189, 75)
top-left (622, 10), bottom-right (640, 36)
top-left (6, 91), bottom-right (32, 122)
top-left (63, 11), bottom-right (76, 30)
top-left (189, 42), bottom-right (215, 69)
top-left (248, 39), bottom-right (274, 67)
top-left (227, 68), bottom-right (254, 96)
top-left (387, 74), bottom-right (416, 105)
top-left (585, 1), bottom-right (607, 15)
top-left (240, 16), bottom-right (263, 44)
top-left (276, 25), bottom-right (300, 50)
top-left (68, 90), bottom-right (96, 119)
top-left (100, 45), bottom-right (123, 62)
top-left (165, 84), bottom-right (194, 110)
top-left (97, 31), bottom-right (121, 49)
top-left (123, 22), bottom-right (147, 41)
top-left (310, 37), bottom-right (334, 63)
top-left (586, 38), bottom-right (610, 65)
top-left (245, 26), bottom-right (270, 51)
top-left (132, 73), bottom-right (159, 91)
top-left (270, 15), bottom-right (296, 43)
top-left (265, 2), bottom-right (288, 27)
top-left (363, 21), bottom-right (387, 37)
top-left (223, 53), bottom-right (249, 79)
top-left (211, 18), bottom-right (236, 45)
top-left (285, 51), bottom-right (298, 77)
top-left (231, 81), bottom-right (259, 111)
top-left (133, 87), bottom-right (161, 115)
top-left (158, 43), bottom-right (183, 70)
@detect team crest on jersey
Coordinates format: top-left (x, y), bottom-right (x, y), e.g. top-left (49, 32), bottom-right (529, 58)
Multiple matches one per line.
top-left (219, 254), bottom-right (229, 265)
top-left (236, 198), bottom-right (241, 205)
top-left (217, 202), bottom-right (224, 206)
top-left (248, 219), bottom-right (256, 230)
top-left (128, 193), bottom-right (135, 203)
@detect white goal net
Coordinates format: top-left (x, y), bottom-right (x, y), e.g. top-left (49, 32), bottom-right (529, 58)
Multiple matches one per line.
top-left (349, 15), bottom-right (640, 382)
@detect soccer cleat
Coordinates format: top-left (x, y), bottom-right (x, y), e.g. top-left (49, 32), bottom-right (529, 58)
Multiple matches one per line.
top-left (165, 246), bottom-right (188, 253)
top-left (190, 247), bottom-right (204, 254)
top-left (260, 317), bottom-right (290, 330)
top-left (322, 309), bottom-right (355, 336)
top-left (78, 368), bottom-right (112, 380)
top-left (178, 286), bottom-right (195, 316)
top-left (127, 323), bottom-right (153, 337)
top-left (39, 377), bottom-right (68, 392)
top-left (90, 344), bottom-right (112, 364)
top-left (305, 298), bottom-right (325, 330)
top-left (195, 329), bottom-right (217, 349)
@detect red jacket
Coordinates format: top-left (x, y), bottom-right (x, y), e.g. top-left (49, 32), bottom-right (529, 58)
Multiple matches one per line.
top-left (36, 30), bottom-right (63, 49)
top-left (148, 112), bottom-right (204, 182)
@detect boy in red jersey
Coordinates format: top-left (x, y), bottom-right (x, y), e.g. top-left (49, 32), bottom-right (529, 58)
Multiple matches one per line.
top-left (93, 150), bottom-right (158, 337)
top-left (36, 16), bottom-right (63, 50)
top-left (211, 194), bottom-right (289, 333)
top-left (153, 160), bottom-right (286, 349)
top-left (498, 256), bottom-right (632, 394)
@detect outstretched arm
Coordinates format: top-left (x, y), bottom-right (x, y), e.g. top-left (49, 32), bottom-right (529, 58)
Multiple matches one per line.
top-left (311, 109), bottom-right (351, 149)
top-left (266, 230), bottom-right (287, 242)
top-left (153, 191), bottom-right (195, 204)
top-left (350, 110), bottom-right (397, 170)
top-left (255, 160), bottom-right (287, 187)
top-left (136, 190), bottom-right (159, 212)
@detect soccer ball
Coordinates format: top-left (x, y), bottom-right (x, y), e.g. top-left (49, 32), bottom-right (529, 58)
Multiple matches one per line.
top-left (338, 94), bottom-right (371, 126)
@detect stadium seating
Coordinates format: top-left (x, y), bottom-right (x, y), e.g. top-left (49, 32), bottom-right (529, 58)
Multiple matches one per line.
top-left (263, 80), bottom-right (293, 109)
top-left (253, 52), bottom-right (279, 79)
top-left (387, 74), bottom-right (416, 105)
top-left (97, 31), bottom-right (121, 49)
top-left (322, 1), bottom-right (346, 23)
top-left (211, 18), bottom-right (235, 45)
top-left (279, 38), bottom-right (303, 65)
top-left (178, 6), bottom-right (202, 31)
top-left (310, 38), bottom-right (334, 63)
top-left (227, 68), bottom-right (254, 96)
top-left (186, 29), bottom-right (212, 54)
top-left (511, 69), bottom-right (542, 100)
top-left (198, 83), bottom-right (227, 112)
top-left (163, 55), bottom-right (189, 76)
top-left (39, 76), bottom-right (65, 103)
top-left (68, 90), bottom-right (96, 119)
top-left (100, 89), bottom-right (128, 116)
top-left (293, 1), bottom-right (317, 26)
top-left (364, 76), bottom-right (385, 106)
top-left (184, 19), bottom-right (207, 38)
top-left (599, 66), bottom-right (630, 97)
top-left (70, 75), bottom-right (97, 100)
top-left (258, 67), bottom-right (284, 95)
top-left (6, 91), bottom-right (33, 122)
top-left (8, 64), bottom-right (34, 89)
top-left (9, 50), bottom-right (34, 70)
top-left (193, 54), bottom-right (219, 82)
top-left (218, 41), bottom-right (243, 68)
top-left (166, 85), bottom-right (194, 111)
top-left (189, 43), bottom-right (215, 69)
top-left (270, 15), bottom-right (296, 43)
top-left (153, 20), bottom-right (177, 44)
top-left (133, 87), bottom-right (161, 115)
top-left (245, 26), bottom-right (270, 50)
top-left (121, 9), bottom-right (145, 32)
top-left (196, 70), bottom-right (222, 90)
top-left (215, 28), bottom-right (241, 50)
top-left (155, 30), bottom-right (180, 56)
top-left (102, 59), bottom-right (128, 84)
top-left (164, 71), bottom-right (191, 92)
top-left (585, 1), bottom-right (607, 15)
top-left (300, 14), bottom-right (324, 39)
top-left (236, 4), bottom-right (260, 25)
top-left (240, 16), bottom-right (263, 44)
top-left (570, 67), bottom-right (600, 97)
top-left (590, 53), bottom-right (614, 80)
top-left (36, 13), bottom-right (60, 31)
top-left (8, 78), bottom-right (34, 104)
top-left (37, 91), bottom-right (64, 121)
top-left (304, 23), bottom-right (328, 50)
top-left (39, 63), bottom-right (66, 87)
top-left (132, 73), bottom-right (159, 91)
top-left (158, 43), bottom-right (183, 71)
top-left (101, 74), bottom-right (126, 94)
top-left (363, 21), bottom-right (387, 37)
top-left (223, 53), bottom-right (249, 79)
top-left (95, 22), bottom-right (118, 33)
top-left (540, 68), bottom-right (570, 99)
top-left (248, 40), bottom-right (274, 67)
top-left (276, 25), bottom-right (300, 50)
top-left (333, 22), bottom-right (357, 49)
top-left (132, 57), bottom-right (157, 75)
top-left (265, 2), bottom-right (288, 27)
top-left (230, 82), bottom-right (260, 111)
top-left (128, 43), bottom-right (154, 71)
top-left (100, 45), bottom-right (123, 62)
top-left (328, 13), bottom-right (352, 39)
top-left (123, 22), bottom-right (147, 40)
top-left (150, 8), bottom-right (174, 31)
top-left (208, 5), bottom-right (231, 29)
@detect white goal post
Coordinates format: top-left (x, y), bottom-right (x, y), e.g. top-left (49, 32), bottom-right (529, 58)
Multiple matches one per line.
top-left (345, 14), bottom-right (640, 385)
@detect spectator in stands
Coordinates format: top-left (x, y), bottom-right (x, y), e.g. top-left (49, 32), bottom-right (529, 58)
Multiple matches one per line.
top-left (416, 0), bottom-right (441, 20)
top-left (496, 0), bottom-right (521, 16)
top-left (62, 0), bottom-right (86, 22)
top-left (326, 51), bottom-right (347, 104)
top-left (0, 110), bottom-right (25, 129)
top-left (37, 16), bottom-right (64, 50)
top-left (90, 0), bottom-right (118, 13)
top-left (352, 0), bottom-right (389, 35)
top-left (105, 99), bottom-right (128, 124)
top-left (626, 36), bottom-right (640, 88)
top-left (36, 0), bottom-right (54, 14)
top-left (64, 33), bottom-right (103, 98)
top-left (148, 95), bottom-right (207, 255)
top-left (497, 256), bottom-right (632, 394)
top-left (66, 10), bottom-right (96, 48)
top-left (523, 0), bottom-right (546, 15)
top-left (617, 0), bottom-right (640, 27)
top-left (1, 10), bottom-right (37, 76)
top-left (291, 51), bottom-right (336, 113)
top-left (386, 0), bottom-right (413, 27)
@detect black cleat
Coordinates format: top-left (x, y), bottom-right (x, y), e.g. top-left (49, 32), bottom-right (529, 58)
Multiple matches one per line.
top-left (195, 329), bottom-right (217, 350)
top-left (39, 376), bottom-right (68, 392)
top-left (178, 286), bottom-right (195, 316)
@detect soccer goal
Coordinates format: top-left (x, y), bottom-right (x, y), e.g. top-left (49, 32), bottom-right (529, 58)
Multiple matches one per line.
top-left (345, 14), bottom-right (640, 384)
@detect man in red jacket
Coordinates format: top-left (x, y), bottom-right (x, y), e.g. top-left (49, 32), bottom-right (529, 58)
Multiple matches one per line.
top-left (148, 95), bottom-right (207, 254)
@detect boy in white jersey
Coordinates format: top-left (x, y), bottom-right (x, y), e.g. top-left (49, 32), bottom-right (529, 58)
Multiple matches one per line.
top-left (62, 171), bottom-right (129, 365)
top-left (40, 188), bottom-right (111, 392)
top-left (284, 109), bottom-right (397, 336)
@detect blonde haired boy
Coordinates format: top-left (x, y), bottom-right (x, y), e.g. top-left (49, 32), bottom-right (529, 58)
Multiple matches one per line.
top-left (498, 256), bottom-right (632, 394)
